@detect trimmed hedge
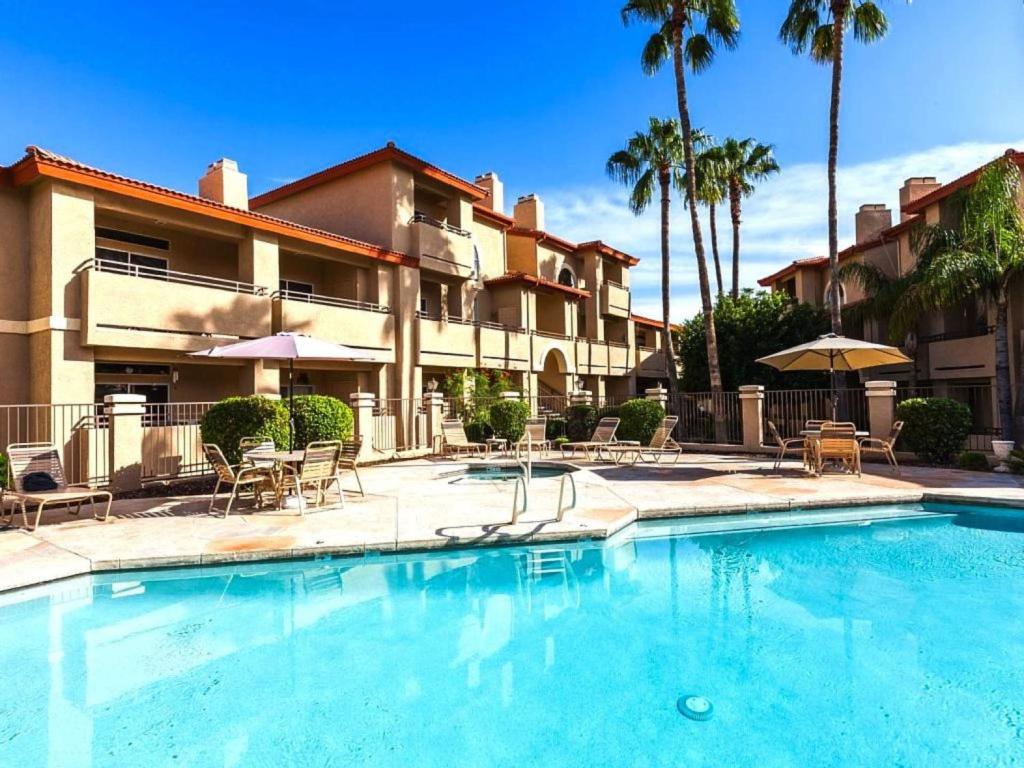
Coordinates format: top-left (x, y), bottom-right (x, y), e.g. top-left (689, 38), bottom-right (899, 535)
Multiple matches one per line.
top-left (566, 404), bottom-right (597, 442)
top-left (896, 397), bottom-right (972, 465)
top-left (0, 453), bottom-right (7, 489)
top-left (291, 395), bottom-right (353, 448)
top-left (617, 398), bottom-right (666, 444)
top-left (956, 451), bottom-right (990, 472)
top-left (490, 399), bottom-right (530, 442)
top-left (546, 417), bottom-right (567, 440)
top-left (465, 419), bottom-right (493, 443)
top-left (200, 396), bottom-right (290, 464)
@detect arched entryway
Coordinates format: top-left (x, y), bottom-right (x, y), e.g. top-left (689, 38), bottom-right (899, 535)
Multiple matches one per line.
top-left (538, 347), bottom-right (570, 398)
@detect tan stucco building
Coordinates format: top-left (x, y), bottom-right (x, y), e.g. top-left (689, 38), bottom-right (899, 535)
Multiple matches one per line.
top-left (0, 143), bottom-right (668, 407)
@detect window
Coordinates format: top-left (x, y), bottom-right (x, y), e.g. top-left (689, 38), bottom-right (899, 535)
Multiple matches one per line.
top-left (96, 227), bottom-right (170, 251)
top-left (557, 267), bottom-right (576, 288)
top-left (95, 247), bottom-right (169, 277)
top-left (280, 279), bottom-right (314, 297)
top-left (419, 297), bottom-right (428, 314)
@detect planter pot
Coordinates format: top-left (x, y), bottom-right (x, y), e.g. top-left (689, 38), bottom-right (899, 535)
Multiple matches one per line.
top-left (991, 439), bottom-right (1014, 473)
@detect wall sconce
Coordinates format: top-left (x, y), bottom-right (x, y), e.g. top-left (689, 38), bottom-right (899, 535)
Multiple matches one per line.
top-left (426, 377), bottom-right (439, 393)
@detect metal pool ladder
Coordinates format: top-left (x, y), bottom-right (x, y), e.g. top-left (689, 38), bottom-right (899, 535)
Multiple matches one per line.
top-left (510, 433), bottom-right (577, 524)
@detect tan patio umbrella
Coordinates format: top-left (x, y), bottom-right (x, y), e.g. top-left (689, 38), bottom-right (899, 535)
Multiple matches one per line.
top-left (756, 333), bottom-right (911, 420)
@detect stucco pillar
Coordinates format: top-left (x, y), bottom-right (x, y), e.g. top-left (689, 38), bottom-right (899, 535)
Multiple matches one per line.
top-left (739, 385), bottom-right (765, 450)
top-left (349, 392), bottom-right (376, 462)
top-left (239, 231), bottom-right (277, 390)
top-left (239, 360), bottom-right (279, 396)
top-left (423, 391), bottom-right (445, 453)
top-left (394, 264), bottom-right (421, 446)
top-left (645, 385), bottom-right (668, 409)
top-left (865, 380), bottom-right (897, 440)
top-left (570, 390), bottom-right (592, 406)
top-left (104, 393), bottom-right (145, 492)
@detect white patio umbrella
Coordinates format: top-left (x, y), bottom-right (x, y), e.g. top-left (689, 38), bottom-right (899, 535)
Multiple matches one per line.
top-left (190, 332), bottom-right (375, 448)
top-left (756, 333), bottom-right (911, 420)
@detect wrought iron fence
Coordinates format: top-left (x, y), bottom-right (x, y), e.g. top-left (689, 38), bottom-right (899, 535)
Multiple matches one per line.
top-left (763, 388), bottom-right (869, 440)
top-left (667, 392), bottom-right (743, 445)
top-left (141, 402), bottom-right (215, 480)
top-left (0, 403), bottom-right (109, 486)
top-left (371, 398), bottom-right (428, 453)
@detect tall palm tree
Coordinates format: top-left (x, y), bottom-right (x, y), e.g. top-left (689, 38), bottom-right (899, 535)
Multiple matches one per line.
top-left (621, 0), bottom-right (739, 396)
top-left (607, 117), bottom-right (686, 390)
top-left (690, 130), bottom-right (727, 296)
top-left (717, 137), bottom-right (780, 298)
top-left (780, 0), bottom-right (890, 334)
top-left (888, 156), bottom-right (1024, 442)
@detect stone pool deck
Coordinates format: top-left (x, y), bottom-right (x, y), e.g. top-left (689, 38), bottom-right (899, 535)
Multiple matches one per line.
top-left (3, 452), bottom-right (1024, 593)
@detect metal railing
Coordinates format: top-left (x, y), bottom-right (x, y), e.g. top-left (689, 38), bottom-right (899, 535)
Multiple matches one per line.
top-left (896, 383), bottom-right (999, 452)
top-left (763, 388), bottom-right (869, 440)
top-left (918, 325), bottom-right (995, 345)
top-left (410, 212), bottom-right (472, 238)
top-left (141, 402), bottom-right (215, 480)
top-left (415, 312), bottom-right (524, 333)
top-left (603, 278), bottom-right (628, 291)
top-left (272, 289), bottom-right (390, 314)
top-left (81, 258), bottom-right (268, 295)
top-left (668, 392), bottom-right (742, 445)
top-left (371, 398), bottom-right (428, 453)
top-left (0, 403), bottom-right (109, 486)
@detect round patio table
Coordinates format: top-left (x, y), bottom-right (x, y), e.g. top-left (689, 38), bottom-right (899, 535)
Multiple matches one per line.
top-left (245, 449), bottom-right (306, 509)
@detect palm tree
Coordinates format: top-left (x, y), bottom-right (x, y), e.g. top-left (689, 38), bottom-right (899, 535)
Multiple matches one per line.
top-left (717, 137), bottom-right (780, 298)
top-left (690, 130), bottom-right (727, 296)
top-left (621, 0), bottom-right (739, 396)
top-left (780, 0), bottom-right (890, 334)
top-left (888, 156), bottom-right (1024, 442)
top-left (607, 117), bottom-right (686, 390)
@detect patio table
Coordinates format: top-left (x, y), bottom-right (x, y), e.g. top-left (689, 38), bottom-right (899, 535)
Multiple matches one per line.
top-left (800, 430), bottom-right (869, 476)
top-left (245, 449), bottom-right (307, 509)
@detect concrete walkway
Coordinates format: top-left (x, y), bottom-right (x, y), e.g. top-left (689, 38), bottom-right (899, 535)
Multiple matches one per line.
top-left (3, 453), bottom-right (1023, 593)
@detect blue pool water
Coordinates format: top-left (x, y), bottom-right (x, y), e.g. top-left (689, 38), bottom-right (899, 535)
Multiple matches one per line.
top-left (2, 503), bottom-right (1023, 767)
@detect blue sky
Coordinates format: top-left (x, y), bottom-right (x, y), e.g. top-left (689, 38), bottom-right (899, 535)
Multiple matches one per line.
top-left (2, 0), bottom-right (1022, 317)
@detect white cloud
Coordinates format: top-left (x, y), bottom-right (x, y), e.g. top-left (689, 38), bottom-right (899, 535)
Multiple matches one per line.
top-left (538, 138), bottom-right (1024, 322)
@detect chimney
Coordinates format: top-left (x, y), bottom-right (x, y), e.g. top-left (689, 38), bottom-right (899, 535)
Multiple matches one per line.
top-left (898, 176), bottom-right (941, 221)
top-left (474, 172), bottom-right (504, 214)
top-left (513, 193), bottom-right (545, 230)
top-left (199, 158), bottom-right (248, 209)
top-left (854, 204), bottom-right (892, 244)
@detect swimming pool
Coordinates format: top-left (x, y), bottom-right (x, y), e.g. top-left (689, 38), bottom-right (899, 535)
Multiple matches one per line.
top-left (2, 502), bottom-right (1022, 766)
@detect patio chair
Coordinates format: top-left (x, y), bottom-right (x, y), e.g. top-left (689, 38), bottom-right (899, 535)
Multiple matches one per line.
top-left (559, 417), bottom-right (621, 460)
top-left (805, 419), bottom-right (826, 432)
top-left (440, 419), bottom-right (487, 458)
top-left (859, 421), bottom-right (904, 477)
top-left (338, 437), bottom-right (365, 496)
top-left (203, 443), bottom-right (276, 518)
top-left (814, 421), bottom-right (861, 476)
top-left (2, 442), bottom-right (113, 531)
top-left (515, 417), bottom-right (551, 457)
top-left (239, 436), bottom-right (276, 470)
top-left (277, 442), bottom-right (341, 514)
top-left (605, 416), bottom-right (682, 465)
top-left (767, 420), bottom-right (808, 471)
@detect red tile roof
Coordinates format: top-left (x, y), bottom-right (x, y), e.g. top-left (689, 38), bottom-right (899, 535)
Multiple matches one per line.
top-left (484, 271), bottom-right (591, 299)
top-left (472, 203), bottom-right (515, 230)
top-left (757, 256), bottom-right (829, 287)
top-left (902, 149), bottom-right (1024, 215)
top-left (631, 314), bottom-right (664, 329)
top-left (250, 143), bottom-right (487, 208)
top-left (7, 146), bottom-right (415, 266)
top-left (577, 240), bottom-right (640, 267)
top-left (507, 227), bottom-right (578, 254)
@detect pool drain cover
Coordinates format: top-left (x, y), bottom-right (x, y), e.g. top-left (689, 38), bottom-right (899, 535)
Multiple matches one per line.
top-left (677, 695), bottom-right (714, 721)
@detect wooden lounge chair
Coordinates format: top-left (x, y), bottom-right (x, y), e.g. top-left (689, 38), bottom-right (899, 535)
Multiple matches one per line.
top-left (277, 442), bottom-right (342, 514)
top-left (203, 443), bottom-right (275, 517)
top-left (605, 416), bottom-right (682, 465)
top-left (814, 421), bottom-right (861, 476)
top-left (559, 417), bottom-right (621, 460)
top-left (859, 421), bottom-right (903, 477)
top-left (440, 419), bottom-right (487, 458)
top-left (515, 417), bottom-right (551, 457)
top-left (2, 442), bottom-right (113, 531)
top-left (767, 420), bottom-right (808, 470)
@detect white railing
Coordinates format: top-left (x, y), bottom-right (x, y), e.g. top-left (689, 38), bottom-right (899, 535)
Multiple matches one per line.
top-left (272, 289), bottom-right (391, 314)
top-left (410, 212), bottom-right (472, 238)
top-left (80, 258), bottom-right (268, 295)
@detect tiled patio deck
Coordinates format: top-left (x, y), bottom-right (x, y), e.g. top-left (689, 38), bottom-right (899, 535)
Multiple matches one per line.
top-left (3, 452), bottom-right (1024, 593)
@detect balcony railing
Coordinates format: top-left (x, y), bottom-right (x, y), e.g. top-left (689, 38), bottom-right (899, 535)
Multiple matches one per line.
top-left (604, 278), bottom-right (628, 290)
top-left (80, 258), bottom-right (268, 296)
top-left (273, 289), bottom-right (391, 314)
top-left (416, 311), bottom-right (524, 333)
top-left (918, 325), bottom-right (995, 344)
top-left (410, 212), bottom-right (471, 238)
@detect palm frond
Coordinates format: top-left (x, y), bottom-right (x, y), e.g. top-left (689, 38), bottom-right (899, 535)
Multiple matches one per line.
top-left (640, 28), bottom-right (671, 75)
top-left (685, 33), bottom-right (715, 73)
top-left (852, 1), bottom-right (889, 43)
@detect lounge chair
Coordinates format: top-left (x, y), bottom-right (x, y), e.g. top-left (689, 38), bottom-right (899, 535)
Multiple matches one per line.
top-left (604, 416), bottom-right (682, 465)
top-left (559, 417), bottom-right (621, 460)
top-left (859, 421), bottom-right (903, 477)
top-left (203, 443), bottom-right (276, 517)
top-left (814, 421), bottom-right (861, 476)
top-left (2, 442), bottom-right (113, 531)
top-left (278, 442), bottom-right (343, 512)
top-left (240, 436), bottom-right (276, 470)
top-left (515, 417), bottom-right (551, 457)
top-left (440, 419), bottom-right (487, 458)
top-left (338, 437), bottom-right (364, 496)
top-left (767, 420), bottom-right (808, 470)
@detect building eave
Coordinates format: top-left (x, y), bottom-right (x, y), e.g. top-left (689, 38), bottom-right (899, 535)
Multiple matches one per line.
top-left (483, 271), bottom-right (591, 299)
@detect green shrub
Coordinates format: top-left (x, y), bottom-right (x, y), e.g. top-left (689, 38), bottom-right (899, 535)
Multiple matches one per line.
top-left (291, 395), bottom-right (353, 448)
top-left (956, 451), bottom-right (991, 472)
top-left (465, 419), bottom-right (492, 443)
top-left (200, 396), bottom-right (290, 464)
top-left (896, 397), bottom-right (972, 465)
top-left (489, 400), bottom-right (530, 442)
top-left (617, 398), bottom-right (666, 444)
top-left (566, 404), bottom-right (597, 442)
top-left (546, 417), bottom-right (567, 440)
top-left (0, 453), bottom-right (7, 489)
top-left (597, 404), bottom-right (621, 421)
top-left (554, 436), bottom-right (569, 447)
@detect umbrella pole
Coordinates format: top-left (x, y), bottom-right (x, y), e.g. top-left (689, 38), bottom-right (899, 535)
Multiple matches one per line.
top-left (289, 359), bottom-right (295, 451)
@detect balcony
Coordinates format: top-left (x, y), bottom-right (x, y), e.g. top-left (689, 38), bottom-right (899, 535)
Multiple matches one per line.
top-left (273, 290), bottom-right (396, 364)
top-left (926, 330), bottom-right (995, 380)
top-left (478, 322), bottom-right (530, 372)
top-left (417, 313), bottom-right (478, 368)
top-left (80, 259), bottom-right (270, 351)
top-left (600, 280), bottom-right (631, 319)
top-left (575, 338), bottom-right (609, 375)
top-left (410, 213), bottom-right (475, 279)
top-left (636, 346), bottom-right (666, 376)
top-left (530, 330), bottom-right (577, 373)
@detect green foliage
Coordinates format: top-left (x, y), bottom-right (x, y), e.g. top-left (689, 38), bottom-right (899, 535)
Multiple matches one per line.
top-left (565, 405), bottom-right (598, 442)
top-left (0, 453), bottom-right (8, 489)
top-left (554, 436), bottom-right (570, 447)
top-left (780, 1), bottom-right (890, 64)
top-left (896, 398), bottom-right (972, 465)
top-left (606, 117), bottom-right (686, 216)
top-left (464, 420), bottom-right (492, 443)
top-left (956, 451), bottom-right (991, 472)
top-left (676, 290), bottom-right (831, 390)
top-left (1008, 450), bottom-right (1024, 475)
top-left (546, 417), bottom-right (567, 440)
top-left (200, 396), bottom-right (290, 464)
top-left (617, 399), bottom-right (666, 444)
top-left (489, 400), bottom-right (530, 442)
top-left (291, 395), bottom-right (353, 449)
top-left (441, 369), bottom-right (519, 423)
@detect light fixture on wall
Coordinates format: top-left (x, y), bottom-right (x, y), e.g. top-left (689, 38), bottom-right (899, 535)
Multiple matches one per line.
top-left (575, 376), bottom-right (585, 391)
top-left (171, 369), bottom-right (179, 384)
top-left (426, 377), bottom-right (439, 393)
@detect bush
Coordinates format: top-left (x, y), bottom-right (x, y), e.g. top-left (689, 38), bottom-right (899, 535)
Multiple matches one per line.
top-left (0, 453), bottom-right (7, 489)
top-left (956, 451), bottom-right (991, 472)
top-left (546, 417), bottom-right (567, 440)
top-left (489, 400), bottom-right (530, 442)
top-left (617, 398), bottom-right (666, 444)
top-left (566, 404), bottom-right (597, 442)
top-left (291, 395), bottom-right (353, 448)
top-left (896, 397), bottom-right (972, 465)
top-left (465, 419), bottom-right (492, 443)
top-left (200, 396), bottom-right (290, 464)
top-left (554, 436), bottom-right (569, 447)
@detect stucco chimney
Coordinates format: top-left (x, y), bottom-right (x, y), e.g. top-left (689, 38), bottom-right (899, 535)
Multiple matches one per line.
top-left (514, 194), bottom-right (545, 230)
top-left (475, 172), bottom-right (504, 214)
top-left (854, 204), bottom-right (892, 244)
top-left (898, 176), bottom-right (941, 221)
top-left (199, 158), bottom-right (249, 210)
